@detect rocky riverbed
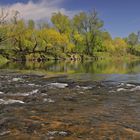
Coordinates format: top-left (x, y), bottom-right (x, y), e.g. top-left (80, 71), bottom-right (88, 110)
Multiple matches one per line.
top-left (0, 71), bottom-right (140, 140)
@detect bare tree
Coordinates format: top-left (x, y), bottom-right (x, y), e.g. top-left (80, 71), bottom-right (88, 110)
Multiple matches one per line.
top-left (11, 10), bottom-right (20, 24)
top-left (0, 8), bottom-right (9, 24)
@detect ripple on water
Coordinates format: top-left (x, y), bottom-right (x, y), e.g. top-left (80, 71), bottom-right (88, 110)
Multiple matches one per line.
top-left (130, 86), bottom-right (140, 91)
top-left (13, 89), bottom-right (39, 97)
top-left (117, 85), bottom-right (140, 92)
top-left (0, 131), bottom-right (11, 136)
top-left (117, 88), bottom-right (127, 92)
top-left (0, 92), bottom-right (4, 94)
top-left (0, 99), bottom-right (24, 104)
top-left (43, 98), bottom-right (55, 103)
top-left (47, 131), bottom-right (70, 137)
top-left (76, 85), bottom-right (93, 90)
top-left (48, 83), bottom-right (68, 88)
top-left (12, 78), bottom-right (23, 82)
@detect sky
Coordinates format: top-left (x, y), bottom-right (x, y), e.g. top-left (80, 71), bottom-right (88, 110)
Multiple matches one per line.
top-left (0, 0), bottom-right (140, 38)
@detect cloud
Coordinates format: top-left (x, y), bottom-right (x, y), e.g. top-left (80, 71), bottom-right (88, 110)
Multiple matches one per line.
top-left (0, 0), bottom-right (78, 21)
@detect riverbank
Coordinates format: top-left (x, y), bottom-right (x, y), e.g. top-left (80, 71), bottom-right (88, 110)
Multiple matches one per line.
top-left (0, 72), bottom-right (140, 139)
top-left (1, 52), bottom-right (140, 63)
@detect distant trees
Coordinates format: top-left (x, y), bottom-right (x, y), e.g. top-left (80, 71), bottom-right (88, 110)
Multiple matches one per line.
top-left (127, 33), bottom-right (138, 46)
top-left (0, 9), bottom-right (140, 61)
top-left (113, 37), bottom-right (127, 55)
top-left (123, 32), bottom-right (140, 56)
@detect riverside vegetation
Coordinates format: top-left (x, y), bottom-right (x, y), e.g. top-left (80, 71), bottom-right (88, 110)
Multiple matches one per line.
top-left (0, 9), bottom-right (140, 62)
top-left (1, 9), bottom-right (140, 140)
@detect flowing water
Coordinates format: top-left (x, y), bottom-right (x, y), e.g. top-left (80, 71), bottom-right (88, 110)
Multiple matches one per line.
top-left (0, 59), bottom-right (140, 140)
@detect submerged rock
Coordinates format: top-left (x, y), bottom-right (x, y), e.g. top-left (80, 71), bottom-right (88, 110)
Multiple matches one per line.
top-left (29, 89), bottom-right (39, 94)
top-left (76, 85), bottom-right (92, 90)
top-left (49, 83), bottom-right (68, 88)
top-left (14, 89), bottom-right (39, 97)
top-left (126, 84), bottom-right (135, 87)
top-left (43, 98), bottom-right (55, 103)
top-left (28, 83), bottom-right (35, 86)
top-left (12, 78), bottom-right (23, 82)
top-left (47, 131), bottom-right (70, 137)
top-left (0, 92), bottom-right (4, 94)
top-left (109, 90), bottom-right (115, 93)
top-left (117, 88), bottom-right (127, 92)
top-left (0, 99), bottom-right (24, 104)
top-left (63, 96), bottom-right (77, 102)
top-left (0, 131), bottom-right (11, 136)
top-left (130, 86), bottom-right (140, 91)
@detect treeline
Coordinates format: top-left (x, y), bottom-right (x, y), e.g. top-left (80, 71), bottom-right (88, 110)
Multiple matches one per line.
top-left (0, 9), bottom-right (140, 61)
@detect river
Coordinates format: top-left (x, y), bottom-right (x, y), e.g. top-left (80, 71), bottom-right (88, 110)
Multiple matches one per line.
top-left (0, 60), bottom-right (140, 139)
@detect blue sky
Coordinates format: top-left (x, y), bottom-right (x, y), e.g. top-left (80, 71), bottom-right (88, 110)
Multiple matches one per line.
top-left (1, 0), bottom-right (140, 38)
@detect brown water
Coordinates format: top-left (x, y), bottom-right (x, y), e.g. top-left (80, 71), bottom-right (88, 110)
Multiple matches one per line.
top-left (0, 60), bottom-right (140, 139)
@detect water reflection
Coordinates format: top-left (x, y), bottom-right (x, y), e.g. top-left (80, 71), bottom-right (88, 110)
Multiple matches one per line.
top-left (1, 59), bottom-right (140, 84)
top-left (0, 59), bottom-right (140, 74)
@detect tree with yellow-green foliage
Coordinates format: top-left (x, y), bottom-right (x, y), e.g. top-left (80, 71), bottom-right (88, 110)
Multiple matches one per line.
top-left (0, 9), bottom-right (139, 61)
top-left (113, 37), bottom-right (128, 56)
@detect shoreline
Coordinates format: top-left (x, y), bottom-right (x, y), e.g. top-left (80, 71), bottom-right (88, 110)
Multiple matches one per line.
top-left (1, 53), bottom-right (140, 64)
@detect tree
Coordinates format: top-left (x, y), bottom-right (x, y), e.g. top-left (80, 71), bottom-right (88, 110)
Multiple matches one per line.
top-left (127, 33), bottom-right (138, 46)
top-left (0, 8), bottom-right (8, 24)
top-left (11, 10), bottom-right (20, 24)
top-left (0, 10), bottom-right (139, 61)
top-left (113, 37), bottom-right (128, 55)
top-left (28, 20), bottom-right (35, 30)
top-left (38, 28), bottom-right (69, 57)
top-left (101, 31), bottom-right (112, 41)
top-left (73, 10), bottom-right (104, 56)
top-left (38, 22), bottom-right (50, 29)
top-left (8, 20), bottom-right (38, 60)
top-left (51, 12), bottom-right (71, 34)
top-left (73, 31), bottom-right (84, 53)
top-left (103, 40), bottom-right (114, 53)
top-left (73, 12), bottom-right (87, 34)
